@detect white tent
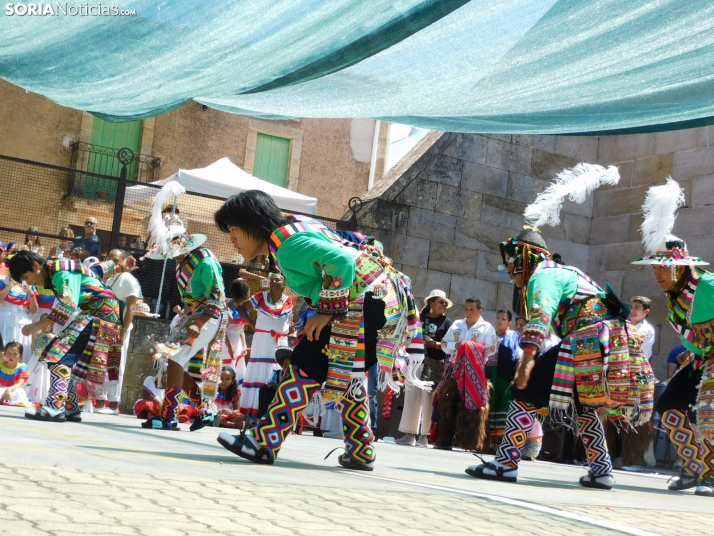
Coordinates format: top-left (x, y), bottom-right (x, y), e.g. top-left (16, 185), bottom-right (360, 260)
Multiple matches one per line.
top-left (127, 157), bottom-right (318, 214)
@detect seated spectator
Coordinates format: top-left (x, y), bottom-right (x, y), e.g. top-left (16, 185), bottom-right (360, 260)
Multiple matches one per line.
top-left (134, 368), bottom-right (167, 419)
top-left (0, 342), bottom-right (31, 406)
top-left (667, 344), bottom-right (688, 379)
top-left (69, 216), bottom-right (102, 259)
top-left (51, 227), bottom-right (74, 258)
top-left (514, 316), bottom-right (526, 335)
top-left (216, 366), bottom-right (247, 429)
top-left (25, 227), bottom-right (44, 257)
top-left (629, 296), bottom-right (655, 361)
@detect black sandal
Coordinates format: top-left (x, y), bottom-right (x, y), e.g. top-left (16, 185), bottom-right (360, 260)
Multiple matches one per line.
top-left (25, 407), bottom-right (66, 422)
top-left (668, 470), bottom-right (698, 491)
top-left (217, 432), bottom-right (273, 465)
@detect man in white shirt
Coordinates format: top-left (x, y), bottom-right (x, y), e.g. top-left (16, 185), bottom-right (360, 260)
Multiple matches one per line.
top-left (629, 296), bottom-right (655, 361)
top-left (96, 249), bottom-right (142, 415)
top-left (443, 298), bottom-right (499, 361)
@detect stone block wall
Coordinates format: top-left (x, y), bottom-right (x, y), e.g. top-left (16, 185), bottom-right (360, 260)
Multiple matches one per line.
top-left (120, 317), bottom-right (172, 415)
top-left (355, 127), bottom-right (714, 380)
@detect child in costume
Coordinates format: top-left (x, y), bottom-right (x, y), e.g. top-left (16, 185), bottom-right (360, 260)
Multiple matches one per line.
top-left (142, 182), bottom-right (228, 431)
top-left (234, 272), bottom-right (292, 422)
top-left (216, 366), bottom-right (246, 429)
top-left (214, 190), bottom-right (426, 471)
top-left (23, 316), bottom-right (55, 405)
top-left (0, 342), bottom-right (31, 406)
top-left (467, 164), bottom-right (655, 490)
top-left (8, 251), bottom-right (123, 422)
top-left (223, 278), bottom-right (249, 381)
top-left (0, 276), bottom-right (38, 351)
top-left (631, 178), bottom-right (714, 497)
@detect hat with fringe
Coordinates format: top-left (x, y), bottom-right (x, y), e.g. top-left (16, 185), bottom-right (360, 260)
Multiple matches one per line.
top-left (631, 178), bottom-right (708, 266)
top-left (145, 182), bottom-right (206, 260)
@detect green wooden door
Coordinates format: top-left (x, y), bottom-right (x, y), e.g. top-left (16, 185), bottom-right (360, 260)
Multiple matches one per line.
top-left (85, 117), bottom-right (143, 200)
top-left (253, 133), bottom-right (290, 187)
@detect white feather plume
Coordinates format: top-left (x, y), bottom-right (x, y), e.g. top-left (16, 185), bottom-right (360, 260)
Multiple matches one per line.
top-left (148, 181), bottom-right (185, 254)
top-left (640, 177), bottom-right (685, 254)
top-left (523, 163), bottom-right (620, 228)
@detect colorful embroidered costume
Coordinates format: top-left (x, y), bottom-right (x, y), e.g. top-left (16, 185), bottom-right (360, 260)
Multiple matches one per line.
top-left (35, 259), bottom-right (123, 418)
top-left (150, 247), bottom-right (228, 429)
top-left (468, 163), bottom-right (653, 490)
top-left (219, 216), bottom-right (424, 470)
top-left (240, 291), bottom-right (292, 419)
top-left (630, 179), bottom-right (714, 496)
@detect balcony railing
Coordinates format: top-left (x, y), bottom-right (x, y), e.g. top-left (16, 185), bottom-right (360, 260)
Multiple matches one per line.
top-left (68, 142), bottom-right (162, 200)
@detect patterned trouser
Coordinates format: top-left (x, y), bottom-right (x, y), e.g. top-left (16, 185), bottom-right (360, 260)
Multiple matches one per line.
top-left (337, 383), bottom-right (376, 464)
top-left (662, 409), bottom-right (714, 481)
top-left (253, 366), bottom-right (321, 460)
top-left (46, 363), bottom-right (79, 412)
top-left (160, 388), bottom-right (182, 423)
top-left (495, 399), bottom-right (612, 475)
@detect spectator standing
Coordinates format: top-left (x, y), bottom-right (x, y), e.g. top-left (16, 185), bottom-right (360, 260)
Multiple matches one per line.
top-left (488, 309), bottom-right (521, 449)
top-left (95, 249), bottom-right (142, 415)
top-left (629, 296), bottom-right (656, 361)
top-left (25, 227), bottom-right (44, 257)
top-left (396, 289), bottom-right (453, 447)
top-left (224, 278), bottom-right (250, 385)
top-left (234, 273), bottom-right (292, 423)
top-left (0, 243), bottom-right (8, 277)
top-left (514, 316), bottom-right (526, 335)
top-left (667, 344), bottom-right (688, 379)
top-left (442, 298), bottom-right (498, 360)
top-left (70, 217), bottom-right (102, 259)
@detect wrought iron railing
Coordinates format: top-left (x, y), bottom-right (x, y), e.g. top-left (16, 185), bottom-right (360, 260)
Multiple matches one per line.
top-left (68, 142), bottom-right (162, 200)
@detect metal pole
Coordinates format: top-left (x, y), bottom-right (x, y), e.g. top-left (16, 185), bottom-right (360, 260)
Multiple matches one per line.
top-left (154, 195), bottom-right (178, 316)
top-left (110, 147), bottom-right (134, 250)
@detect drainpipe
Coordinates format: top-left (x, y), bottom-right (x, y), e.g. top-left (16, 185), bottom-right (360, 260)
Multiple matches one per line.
top-left (368, 120), bottom-right (381, 190)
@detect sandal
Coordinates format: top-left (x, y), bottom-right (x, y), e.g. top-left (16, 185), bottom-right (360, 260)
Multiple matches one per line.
top-left (141, 416), bottom-right (180, 430)
top-left (579, 471), bottom-right (614, 490)
top-left (668, 470), bottom-right (699, 491)
top-left (25, 407), bottom-right (66, 422)
top-left (217, 432), bottom-right (273, 465)
top-left (465, 454), bottom-right (518, 482)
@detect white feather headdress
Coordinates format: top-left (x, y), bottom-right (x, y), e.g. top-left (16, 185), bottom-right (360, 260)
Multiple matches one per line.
top-left (148, 181), bottom-right (186, 257)
top-left (523, 163), bottom-right (620, 229)
top-left (639, 177), bottom-right (684, 254)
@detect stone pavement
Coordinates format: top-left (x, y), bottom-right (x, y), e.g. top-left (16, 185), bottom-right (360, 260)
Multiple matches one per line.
top-left (0, 405), bottom-right (710, 536)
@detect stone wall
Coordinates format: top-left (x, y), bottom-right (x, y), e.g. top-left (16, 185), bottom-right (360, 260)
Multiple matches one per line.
top-left (355, 127), bottom-right (714, 379)
top-left (120, 317), bottom-right (172, 415)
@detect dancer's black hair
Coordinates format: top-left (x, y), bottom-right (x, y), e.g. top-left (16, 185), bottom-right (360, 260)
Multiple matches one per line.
top-left (214, 190), bottom-right (289, 243)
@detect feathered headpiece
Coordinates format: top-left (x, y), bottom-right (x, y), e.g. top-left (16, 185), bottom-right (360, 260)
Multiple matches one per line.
top-left (523, 163), bottom-right (620, 228)
top-left (145, 181), bottom-right (207, 260)
top-left (502, 163), bottom-right (620, 316)
top-left (631, 178), bottom-right (708, 266)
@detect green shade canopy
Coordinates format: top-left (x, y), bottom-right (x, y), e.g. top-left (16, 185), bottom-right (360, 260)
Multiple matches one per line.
top-left (2, 0), bottom-right (714, 134)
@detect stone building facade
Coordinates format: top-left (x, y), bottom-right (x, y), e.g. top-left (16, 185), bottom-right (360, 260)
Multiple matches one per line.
top-left (0, 79), bottom-right (379, 220)
top-left (354, 128), bottom-right (714, 378)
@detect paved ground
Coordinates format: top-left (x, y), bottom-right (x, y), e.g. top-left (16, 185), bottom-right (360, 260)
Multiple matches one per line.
top-left (0, 405), bottom-right (710, 536)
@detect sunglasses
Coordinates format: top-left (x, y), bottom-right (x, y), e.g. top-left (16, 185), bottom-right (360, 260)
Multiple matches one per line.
top-left (434, 299), bottom-right (448, 306)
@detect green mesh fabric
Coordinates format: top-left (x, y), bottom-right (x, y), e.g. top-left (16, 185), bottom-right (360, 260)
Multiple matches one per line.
top-left (2, 0), bottom-right (714, 134)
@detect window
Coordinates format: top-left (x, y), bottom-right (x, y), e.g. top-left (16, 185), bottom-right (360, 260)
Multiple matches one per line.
top-left (253, 133), bottom-right (290, 187)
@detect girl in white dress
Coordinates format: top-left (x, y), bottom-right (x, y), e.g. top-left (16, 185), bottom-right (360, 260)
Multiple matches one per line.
top-left (234, 274), bottom-right (293, 421)
top-left (0, 276), bottom-right (37, 354)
